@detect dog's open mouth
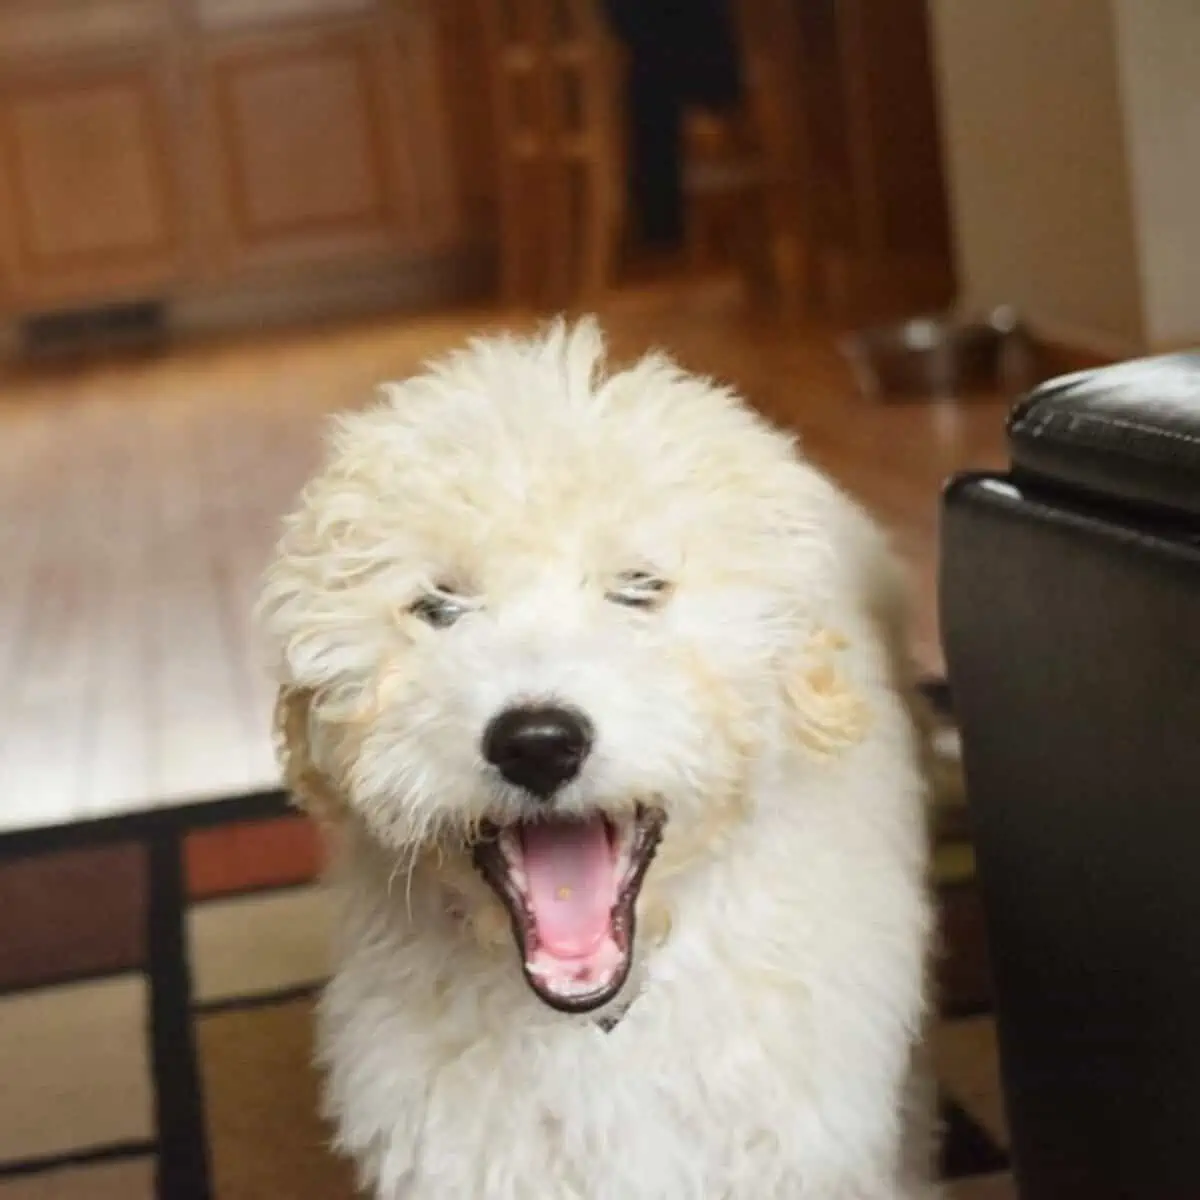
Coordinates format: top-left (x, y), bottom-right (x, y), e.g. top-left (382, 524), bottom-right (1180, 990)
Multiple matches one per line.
top-left (471, 806), bottom-right (665, 1013)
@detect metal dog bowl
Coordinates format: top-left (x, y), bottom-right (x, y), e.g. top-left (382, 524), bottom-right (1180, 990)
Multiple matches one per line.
top-left (841, 307), bottom-right (1033, 400)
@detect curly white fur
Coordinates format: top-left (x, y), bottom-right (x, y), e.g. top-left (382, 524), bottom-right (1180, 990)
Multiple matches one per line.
top-left (259, 319), bottom-right (937, 1199)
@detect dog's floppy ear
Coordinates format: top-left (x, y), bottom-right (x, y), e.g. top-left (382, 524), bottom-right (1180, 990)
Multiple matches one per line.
top-left (779, 491), bottom-right (910, 762)
top-left (782, 500), bottom-right (928, 763)
top-left (784, 626), bottom-right (870, 762)
top-left (273, 687), bottom-right (349, 823)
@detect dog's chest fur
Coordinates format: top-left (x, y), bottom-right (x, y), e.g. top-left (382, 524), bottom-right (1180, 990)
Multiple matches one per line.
top-left (318, 804), bottom-right (934, 1200)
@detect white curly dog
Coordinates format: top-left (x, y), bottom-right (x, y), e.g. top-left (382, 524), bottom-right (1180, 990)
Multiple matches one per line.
top-left (259, 319), bottom-right (937, 1199)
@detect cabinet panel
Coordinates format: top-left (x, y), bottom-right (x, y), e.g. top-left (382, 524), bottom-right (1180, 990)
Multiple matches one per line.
top-left (0, 62), bottom-right (181, 309)
top-left (203, 27), bottom-right (404, 270)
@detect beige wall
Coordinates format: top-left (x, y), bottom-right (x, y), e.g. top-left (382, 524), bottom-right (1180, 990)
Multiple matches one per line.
top-left (930, 0), bottom-right (1200, 353)
top-left (928, 0), bottom-right (1146, 353)
top-left (1112, 0), bottom-right (1200, 348)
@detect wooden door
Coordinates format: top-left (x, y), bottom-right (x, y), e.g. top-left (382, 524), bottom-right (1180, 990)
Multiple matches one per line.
top-left (787, 0), bottom-right (956, 320)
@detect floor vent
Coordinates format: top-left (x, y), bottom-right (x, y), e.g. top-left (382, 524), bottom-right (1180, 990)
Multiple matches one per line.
top-left (19, 300), bottom-right (168, 360)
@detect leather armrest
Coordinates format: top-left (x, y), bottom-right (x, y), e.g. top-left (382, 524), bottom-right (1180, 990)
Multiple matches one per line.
top-left (1008, 352), bottom-right (1200, 520)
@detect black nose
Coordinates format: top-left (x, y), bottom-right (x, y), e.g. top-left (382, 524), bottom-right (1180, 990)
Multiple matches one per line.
top-left (482, 705), bottom-right (593, 799)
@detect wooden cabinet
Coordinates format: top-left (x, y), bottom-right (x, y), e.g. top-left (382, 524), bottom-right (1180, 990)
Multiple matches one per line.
top-left (193, 8), bottom-right (464, 278)
top-left (200, 26), bottom-right (407, 272)
top-left (0, 0), bottom-right (489, 330)
top-left (0, 55), bottom-right (182, 310)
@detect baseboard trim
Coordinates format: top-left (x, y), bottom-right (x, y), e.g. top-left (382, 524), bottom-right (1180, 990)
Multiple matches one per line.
top-left (1148, 334), bottom-right (1200, 356)
top-left (171, 247), bottom-right (495, 340)
top-left (1019, 317), bottom-right (1150, 379)
top-left (0, 320), bottom-right (18, 363)
top-left (0, 248), bottom-right (498, 365)
top-left (1030, 335), bottom-right (1118, 380)
top-left (1024, 327), bottom-right (1200, 382)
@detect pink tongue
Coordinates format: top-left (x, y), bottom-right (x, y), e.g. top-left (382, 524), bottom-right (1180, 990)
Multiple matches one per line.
top-left (521, 816), bottom-right (616, 958)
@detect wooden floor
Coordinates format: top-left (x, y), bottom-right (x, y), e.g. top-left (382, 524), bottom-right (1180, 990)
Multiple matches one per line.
top-left (0, 283), bottom-right (1010, 833)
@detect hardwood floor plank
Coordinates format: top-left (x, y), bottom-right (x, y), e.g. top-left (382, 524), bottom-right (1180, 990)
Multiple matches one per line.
top-left (0, 410), bottom-right (105, 821)
top-left (86, 407), bottom-right (156, 813)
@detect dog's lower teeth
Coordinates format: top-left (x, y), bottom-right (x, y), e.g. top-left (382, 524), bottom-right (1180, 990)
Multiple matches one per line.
top-left (525, 965), bottom-right (608, 999)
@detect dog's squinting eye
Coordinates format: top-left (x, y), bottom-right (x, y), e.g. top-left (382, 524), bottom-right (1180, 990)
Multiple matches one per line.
top-left (410, 592), bottom-right (471, 629)
top-left (606, 571), bottom-right (671, 610)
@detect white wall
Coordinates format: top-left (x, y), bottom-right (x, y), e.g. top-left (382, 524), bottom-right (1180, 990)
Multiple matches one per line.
top-left (929, 0), bottom-right (1200, 354)
top-left (1112, 0), bottom-right (1200, 348)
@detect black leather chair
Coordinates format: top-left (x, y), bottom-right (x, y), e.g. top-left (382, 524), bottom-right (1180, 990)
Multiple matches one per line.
top-left (940, 354), bottom-right (1200, 1200)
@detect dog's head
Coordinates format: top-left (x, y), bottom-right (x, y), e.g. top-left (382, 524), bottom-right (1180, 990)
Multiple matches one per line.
top-left (260, 320), bottom-right (872, 1016)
